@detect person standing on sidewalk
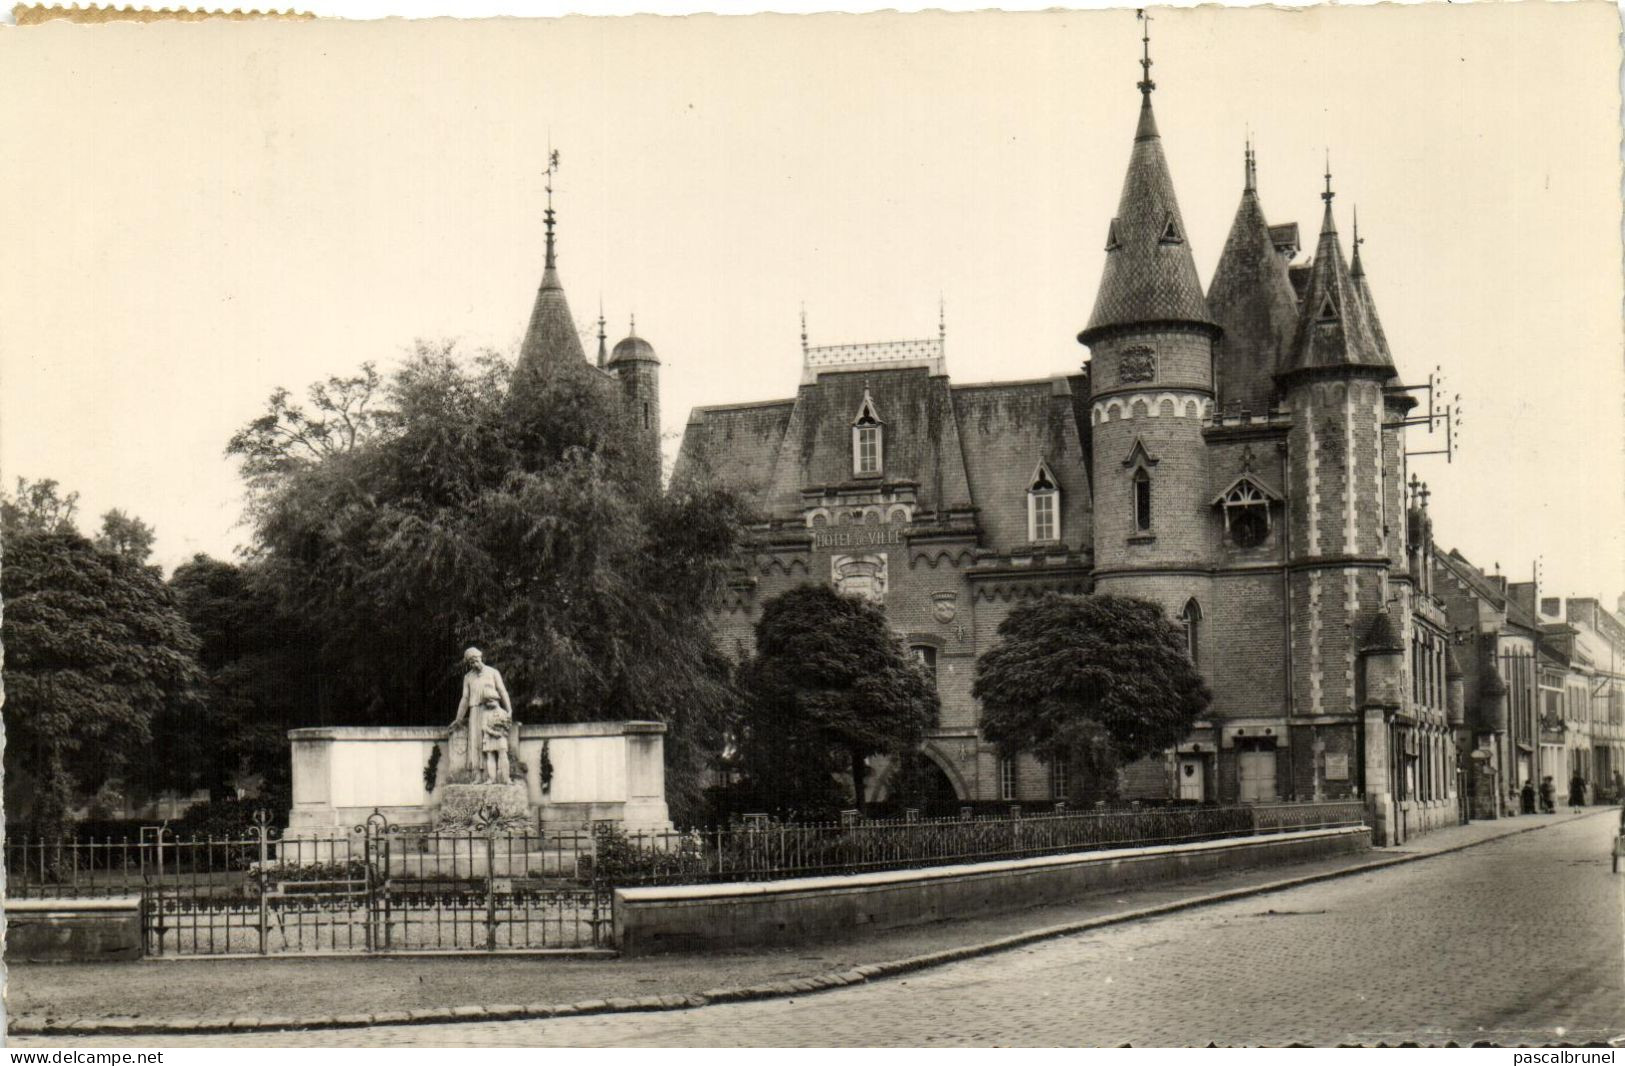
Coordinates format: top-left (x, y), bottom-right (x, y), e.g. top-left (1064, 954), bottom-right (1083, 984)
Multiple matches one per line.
top-left (1521, 780), bottom-right (1537, 814)
top-left (1539, 775), bottom-right (1556, 814)
top-left (1569, 772), bottom-right (1587, 812)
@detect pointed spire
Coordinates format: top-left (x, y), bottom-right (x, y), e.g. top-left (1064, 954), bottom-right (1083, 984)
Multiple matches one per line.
top-left (1208, 143), bottom-right (1299, 412)
top-left (514, 149), bottom-right (589, 389)
top-left (1080, 14), bottom-right (1214, 344)
top-left (1348, 208), bottom-right (1395, 366)
top-left (596, 302), bottom-right (608, 370)
top-left (1280, 162), bottom-right (1393, 380)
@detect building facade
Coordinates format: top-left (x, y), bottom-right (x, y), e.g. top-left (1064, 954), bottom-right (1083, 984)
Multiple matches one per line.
top-left (670, 54), bottom-right (1463, 843)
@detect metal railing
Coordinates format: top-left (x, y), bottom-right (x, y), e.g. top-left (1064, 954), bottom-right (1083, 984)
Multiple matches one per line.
top-left (594, 800), bottom-right (1369, 886)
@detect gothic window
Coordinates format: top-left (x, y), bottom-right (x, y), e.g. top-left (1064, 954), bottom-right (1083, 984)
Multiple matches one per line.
top-left (1133, 468), bottom-right (1152, 532)
top-left (1180, 598), bottom-right (1202, 666)
top-left (999, 756), bottom-right (1018, 802)
top-left (1027, 461), bottom-right (1061, 543)
top-left (642, 402), bottom-right (650, 430)
top-left (851, 389), bottom-right (884, 477)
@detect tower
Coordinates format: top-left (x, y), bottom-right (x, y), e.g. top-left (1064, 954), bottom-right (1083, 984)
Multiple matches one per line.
top-left (1275, 166), bottom-right (1402, 837)
top-left (1078, 22), bottom-right (1218, 615)
top-left (511, 152), bottom-right (589, 411)
top-left (609, 315), bottom-right (662, 485)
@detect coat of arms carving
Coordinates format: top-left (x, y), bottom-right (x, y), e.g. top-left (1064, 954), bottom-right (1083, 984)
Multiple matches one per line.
top-left (932, 592), bottom-right (958, 624)
top-left (1119, 346), bottom-right (1156, 384)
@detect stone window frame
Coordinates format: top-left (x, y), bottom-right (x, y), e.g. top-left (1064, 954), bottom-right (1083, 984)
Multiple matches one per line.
top-left (1123, 438), bottom-right (1158, 541)
top-left (1050, 757), bottom-right (1068, 801)
top-left (1026, 459), bottom-right (1062, 544)
top-left (909, 642), bottom-right (939, 691)
top-left (1211, 474), bottom-right (1281, 549)
top-left (999, 755), bottom-right (1018, 802)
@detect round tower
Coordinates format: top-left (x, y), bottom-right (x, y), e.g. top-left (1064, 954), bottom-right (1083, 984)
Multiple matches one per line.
top-left (609, 318), bottom-right (662, 485)
top-left (1078, 33), bottom-right (1218, 617)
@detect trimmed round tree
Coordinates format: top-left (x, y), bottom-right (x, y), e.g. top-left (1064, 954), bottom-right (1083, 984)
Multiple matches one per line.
top-left (972, 593), bottom-right (1210, 800)
top-left (737, 584), bottom-right (939, 818)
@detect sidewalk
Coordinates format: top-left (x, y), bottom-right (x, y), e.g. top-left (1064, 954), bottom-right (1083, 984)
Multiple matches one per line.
top-left (7, 809), bottom-right (1608, 1037)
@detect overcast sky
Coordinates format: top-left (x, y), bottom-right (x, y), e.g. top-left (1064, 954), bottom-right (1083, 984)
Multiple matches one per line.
top-left (2, 4), bottom-right (1621, 606)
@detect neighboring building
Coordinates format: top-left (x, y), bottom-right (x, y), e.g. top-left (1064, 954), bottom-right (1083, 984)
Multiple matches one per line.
top-left (672, 48), bottom-right (1464, 842)
top-left (1537, 595), bottom-right (1625, 801)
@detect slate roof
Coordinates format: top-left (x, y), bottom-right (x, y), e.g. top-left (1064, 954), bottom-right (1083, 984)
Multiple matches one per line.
top-left (1282, 200), bottom-right (1394, 379)
top-left (610, 332), bottom-right (658, 366)
top-left (1082, 95), bottom-right (1215, 339)
top-left (1208, 185), bottom-right (1300, 413)
top-left (1350, 241), bottom-right (1395, 365)
top-left (513, 236), bottom-right (589, 392)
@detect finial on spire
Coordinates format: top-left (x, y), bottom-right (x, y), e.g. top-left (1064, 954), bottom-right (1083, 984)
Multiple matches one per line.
top-left (800, 302), bottom-right (808, 355)
top-left (629, 311), bottom-right (637, 337)
top-left (1136, 9), bottom-right (1156, 96)
top-left (1322, 151), bottom-right (1334, 205)
top-left (938, 293), bottom-right (946, 344)
top-left (543, 146), bottom-right (561, 270)
top-left (1351, 205), bottom-right (1365, 274)
top-left (596, 299), bottom-right (608, 369)
top-left (1244, 132), bottom-right (1256, 193)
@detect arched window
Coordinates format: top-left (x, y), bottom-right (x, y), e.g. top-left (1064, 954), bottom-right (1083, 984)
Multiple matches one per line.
top-left (1180, 599), bottom-right (1202, 666)
top-left (851, 389), bottom-right (883, 477)
top-left (1133, 468), bottom-right (1152, 532)
top-left (1027, 460), bottom-right (1061, 543)
top-left (910, 644), bottom-right (938, 690)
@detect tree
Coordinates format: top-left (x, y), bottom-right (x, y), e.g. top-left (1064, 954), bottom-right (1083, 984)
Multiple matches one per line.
top-left (166, 555), bottom-right (320, 802)
top-left (736, 584), bottom-right (939, 817)
top-left (1, 529), bottom-right (203, 837)
top-left (229, 342), bottom-right (747, 824)
top-left (2, 477), bottom-right (79, 535)
top-left (972, 593), bottom-right (1211, 800)
top-left (95, 508), bottom-right (157, 565)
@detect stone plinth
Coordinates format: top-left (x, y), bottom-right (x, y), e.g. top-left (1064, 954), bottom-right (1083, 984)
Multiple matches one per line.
top-left (434, 782), bottom-right (530, 832)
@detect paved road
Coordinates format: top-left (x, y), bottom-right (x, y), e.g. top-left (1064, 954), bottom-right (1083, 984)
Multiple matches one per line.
top-left (21, 813), bottom-right (1624, 1047)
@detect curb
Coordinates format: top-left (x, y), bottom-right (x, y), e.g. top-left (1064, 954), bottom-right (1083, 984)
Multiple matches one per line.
top-left (11, 810), bottom-right (1608, 1039)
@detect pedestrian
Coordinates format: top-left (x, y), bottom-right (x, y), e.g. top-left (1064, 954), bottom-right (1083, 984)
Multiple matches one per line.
top-left (1505, 787), bottom-right (1520, 818)
top-left (1613, 770), bottom-right (1623, 804)
top-left (1569, 772), bottom-right (1587, 813)
top-left (1539, 775), bottom-right (1556, 814)
top-left (1521, 780), bottom-right (1536, 815)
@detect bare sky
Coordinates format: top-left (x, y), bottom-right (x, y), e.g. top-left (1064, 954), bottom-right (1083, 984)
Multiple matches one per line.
top-left (2, 4), bottom-right (1621, 605)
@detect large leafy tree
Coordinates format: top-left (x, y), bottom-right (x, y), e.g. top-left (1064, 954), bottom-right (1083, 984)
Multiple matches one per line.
top-left (2, 507), bottom-right (203, 837)
top-left (736, 584), bottom-right (939, 817)
top-left (230, 342), bottom-right (746, 824)
top-left (165, 555), bottom-right (321, 803)
top-left (973, 593), bottom-right (1210, 800)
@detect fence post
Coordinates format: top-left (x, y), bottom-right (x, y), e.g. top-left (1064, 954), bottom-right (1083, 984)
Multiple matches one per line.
top-left (253, 809), bottom-right (272, 956)
top-left (477, 804), bottom-right (500, 952)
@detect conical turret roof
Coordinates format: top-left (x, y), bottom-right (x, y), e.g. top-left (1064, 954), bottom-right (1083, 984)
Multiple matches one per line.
top-left (1281, 185), bottom-right (1393, 380)
top-left (1081, 93), bottom-right (1215, 342)
top-left (1349, 217), bottom-right (1395, 366)
top-left (1208, 150), bottom-right (1299, 412)
top-left (513, 206), bottom-right (588, 394)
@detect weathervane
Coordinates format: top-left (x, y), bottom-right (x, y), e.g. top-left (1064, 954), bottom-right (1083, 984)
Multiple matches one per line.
top-left (543, 146), bottom-right (562, 267)
top-left (1136, 10), bottom-right (1156, 95)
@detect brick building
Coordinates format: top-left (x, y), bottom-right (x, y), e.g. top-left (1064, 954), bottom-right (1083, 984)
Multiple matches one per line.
top-left (667, 51), bottom-right (1461, 844)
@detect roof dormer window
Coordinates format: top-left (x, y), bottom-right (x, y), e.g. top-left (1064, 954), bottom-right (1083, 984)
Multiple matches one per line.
top-left (1027, 460), bottom-right (1061, 543)
top-left (1160, 215), bottom-right (1184, 244)
top-left (851, 389), bottom-right (884, 477)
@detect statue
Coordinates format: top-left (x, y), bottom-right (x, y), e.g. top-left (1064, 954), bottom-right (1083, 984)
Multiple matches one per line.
top-left (450, 647), bottom-right (519, 785)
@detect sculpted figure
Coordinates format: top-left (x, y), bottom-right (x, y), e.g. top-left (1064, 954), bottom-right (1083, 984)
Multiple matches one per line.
top-left (451, 647), bottom-right (518, 784)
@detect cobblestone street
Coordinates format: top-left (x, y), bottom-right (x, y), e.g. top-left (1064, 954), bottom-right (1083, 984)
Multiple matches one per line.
top-left (19, 813), bottom-right (1623, 1047)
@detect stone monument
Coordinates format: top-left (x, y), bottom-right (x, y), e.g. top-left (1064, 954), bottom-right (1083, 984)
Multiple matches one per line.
top-left (438, 647), bottom-right (530, 832)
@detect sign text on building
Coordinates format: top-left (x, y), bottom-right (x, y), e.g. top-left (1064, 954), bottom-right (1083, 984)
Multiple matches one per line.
top-left (813, 525), bottom-right (902, 550)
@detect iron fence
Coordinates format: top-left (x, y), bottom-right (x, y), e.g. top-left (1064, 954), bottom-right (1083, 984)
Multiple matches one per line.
top-left (4, 810), bottom-right (610, 956)
top-left (596, 800), bottom-right (1369, 886)
top-left (3, 800), bottom-right (1367, 953)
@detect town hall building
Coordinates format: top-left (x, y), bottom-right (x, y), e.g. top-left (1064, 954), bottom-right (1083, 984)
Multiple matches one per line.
top-left (663, 44), bottom-right (1464, 845)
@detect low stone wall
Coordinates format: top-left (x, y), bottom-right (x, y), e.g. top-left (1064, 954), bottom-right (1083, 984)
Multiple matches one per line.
top-left (614, 826), bottom-right (1369, 955)
top-left (5, 897), bottom-right (144, 962)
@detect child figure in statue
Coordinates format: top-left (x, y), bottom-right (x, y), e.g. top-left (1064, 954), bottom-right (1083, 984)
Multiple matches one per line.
top-left (451, 647), bottom-right (517, 784)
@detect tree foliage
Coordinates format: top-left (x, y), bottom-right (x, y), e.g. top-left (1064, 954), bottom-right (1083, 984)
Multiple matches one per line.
top-left (972, 593), bottom-right (1211, 798)
top-left (95, 509), bottom-right (158, 566)
top-left (230, 342), bottom-right (746, 824)
top-left (2, 477), bottom-right (80, 535)
top-left (1, 529), bottom-right (203, 837)
top-left (735, 584), bottom-right (939, 818)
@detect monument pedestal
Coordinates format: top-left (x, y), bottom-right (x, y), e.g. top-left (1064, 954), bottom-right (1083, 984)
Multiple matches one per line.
top-left (434, 782), bottom-right (531, 832)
